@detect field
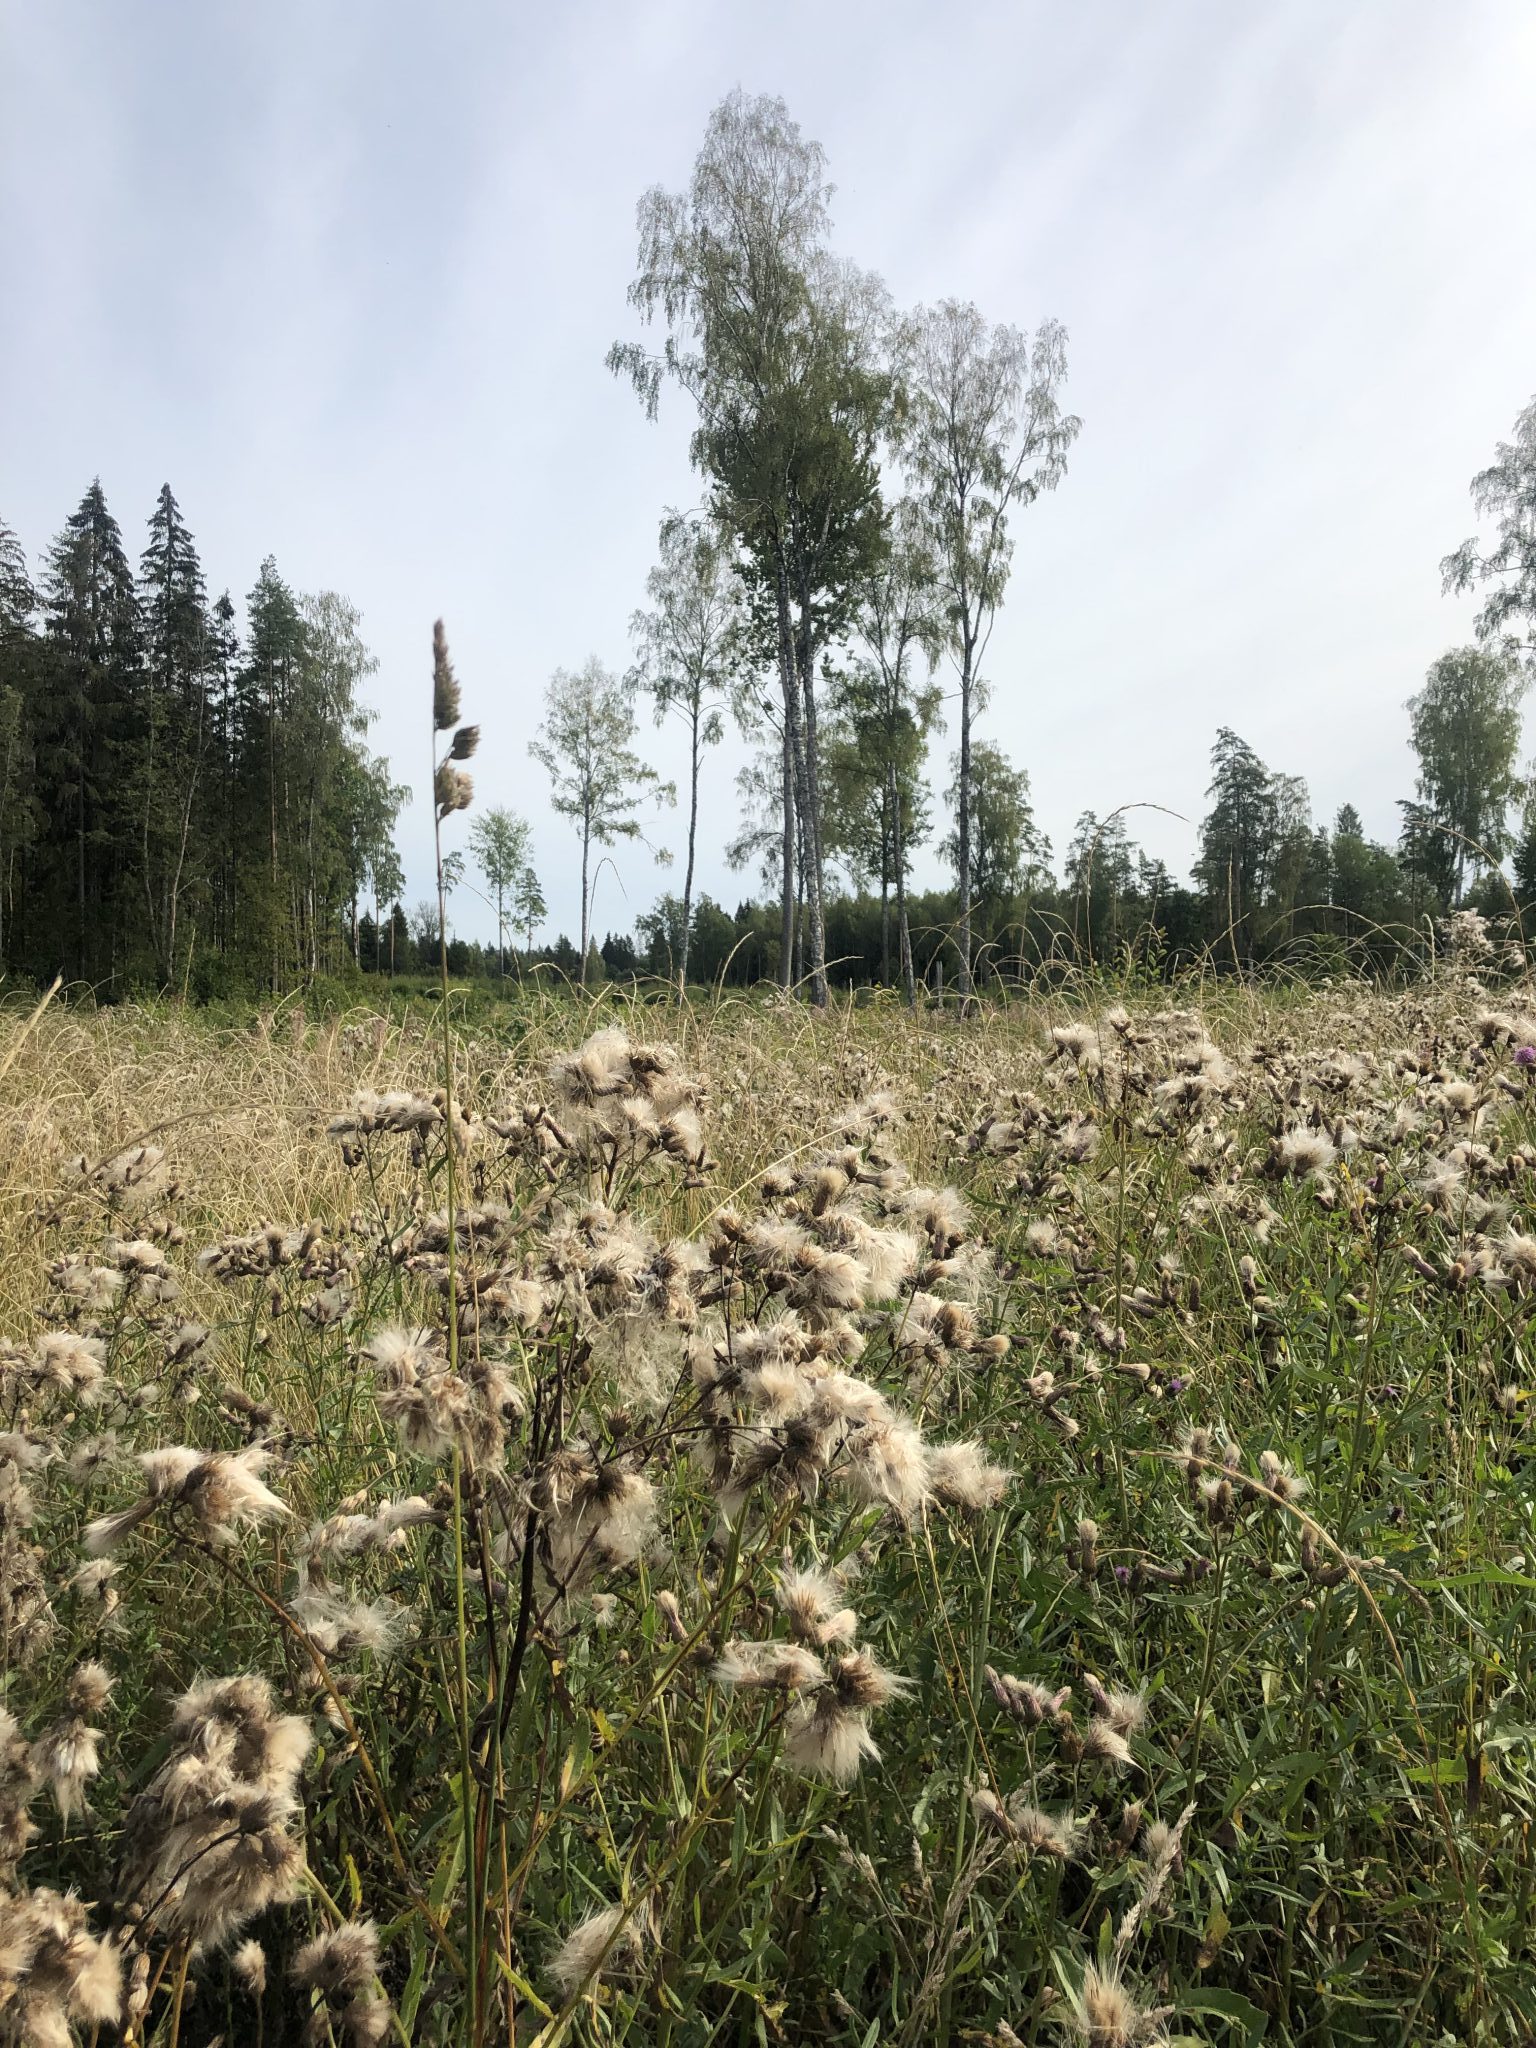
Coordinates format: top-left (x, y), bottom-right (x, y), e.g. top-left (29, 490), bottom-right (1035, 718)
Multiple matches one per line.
top-left (4, 964), bottom-right (1536, 2047)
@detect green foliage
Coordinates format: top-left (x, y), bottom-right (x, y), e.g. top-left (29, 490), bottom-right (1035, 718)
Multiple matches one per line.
top-left (1407, 644), bottom-right (1528, 901)
top-left (531, 658), bottom-right (675, 981)
top-left (1443, 391), bottom-right (1536, 666)
top-left (0, 484), bottom-right (408, 994)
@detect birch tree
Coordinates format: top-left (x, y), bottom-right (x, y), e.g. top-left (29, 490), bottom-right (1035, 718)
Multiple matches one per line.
top-left (849, 499), bottom-right (944, 1005)
top-left (629, 514), bottom-right (738, 993)
top-left (470, 804), bottom-right (535, 977)
top-left (905, 303), bottom-right (1079, 1002)
top-left (610, 89), bottom-right (889, 1005)
top-left (531, 659), bottom-right (672, 985)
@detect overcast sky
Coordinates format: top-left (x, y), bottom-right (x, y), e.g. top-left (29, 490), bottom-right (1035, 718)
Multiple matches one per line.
top-left (4, 2), bottom-right (1534, 946)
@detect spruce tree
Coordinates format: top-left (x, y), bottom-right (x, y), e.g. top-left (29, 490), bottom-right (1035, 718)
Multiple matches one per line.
top-left (137, 483), bottom-right (213, 981)
top-left (40, 481), bottom-right (142, 982)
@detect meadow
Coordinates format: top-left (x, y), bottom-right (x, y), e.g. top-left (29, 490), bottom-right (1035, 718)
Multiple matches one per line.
top-left (4, 950), bottom-right (1536, 2047)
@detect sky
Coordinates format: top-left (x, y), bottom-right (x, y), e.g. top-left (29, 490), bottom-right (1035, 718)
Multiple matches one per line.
top-left (4, 2), bottom-right (1535, 947)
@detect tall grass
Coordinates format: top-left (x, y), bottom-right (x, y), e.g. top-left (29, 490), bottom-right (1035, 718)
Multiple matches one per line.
top-left (2, 960), bottom-right (1536, 2045)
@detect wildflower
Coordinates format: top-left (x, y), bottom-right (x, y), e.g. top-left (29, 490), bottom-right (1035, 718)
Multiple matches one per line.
top-left (84, 1444), bottom-right (290, 1554)
top-left (1256, 1449), bottom-right (1308, 1504)
top-left (971, 1787), bottom-right (1083, 1858)
top-left (653, 1588), bottom-right (689, 1643)
top-left (1271, 1127), bottom-right (1337, 1180)
top-left (927, 1440), bottom-right (1013, 1510)
top-left (233, 1939), bottom-right (268, 1997)
top-left (782, 1650), bottom-right (908, 1785)
top-left (0, 1887), bottom-right (123, 2044)
top-left (29, 1331), bottom-right (108, 1400)
top-left (32, 1662), bottom-right (112, 1821)
top-left (0, 1706), bottom-right (40, 1880)
top-left (775, 1566), bottom-right (857, 1646)
top-left (1083, 1676), bottom-right (1147, 1740)
top-left (548, 1901), bottom-right (652, 1998)
top-left (532, 1450), bottom-right (658, 1586)
top-left (1080, 1718), bottom-right (1134, 1769)
top-left (292, 1919), bottom-right (391, 2045)
top-left (290, 1590), bottom-right (404, 1662)
top-left (713, 1640), bottom-right (825, 1690)
top-left (50, 1256), bottom-right (124, 1312)
top-left (70, 1558), bottom-right (121, 1623)
top-left (842, 1417), bottom-right (932, 1518)
top-left (985, 1667), bottom-right (1072, 1727)
top-left (67, 1433), bottom-right (125, 1485)
top-left (116, 1674), bottom-right (311, 1951)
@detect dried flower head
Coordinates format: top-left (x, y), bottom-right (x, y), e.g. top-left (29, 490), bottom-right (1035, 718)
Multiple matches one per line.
top-left (432, 618), bottom-right (461, 730)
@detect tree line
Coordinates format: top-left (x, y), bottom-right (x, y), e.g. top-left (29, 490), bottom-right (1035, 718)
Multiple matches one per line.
top-left (0, 482), bottom-right (408, 994)
top-left (505, 90), bottom-right (1536, 998)
top-left (3, 90), bottom-right (1533, 1003)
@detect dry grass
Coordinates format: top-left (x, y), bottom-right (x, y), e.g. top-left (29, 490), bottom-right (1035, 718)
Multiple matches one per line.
top-left (3, 961), bottom-right (1536, 2046)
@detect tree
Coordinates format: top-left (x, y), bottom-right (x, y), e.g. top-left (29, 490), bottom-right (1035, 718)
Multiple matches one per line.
top-left (1065, 810), bottom-right (1139, 963)
top-left (1331, 804), bottom-right (1412, 946)
top-left (611, 89), bottom-right (891, 1007)
top-left (1406, 645), bottom-right (1528, 901)
top-left (412, 898), bottom-right (441, 956)
top-left (1261, 772), bottom-right (1315, 951)
top-left (1443, 395), bottom-right (1536, 669)
top-left (0, 520), bottom-right (39, 961)
top-left (531, 659), bottom-right (672, 985)
top-left (293, 591), bottom-right (379, 977)
top-left (629, 514), bottom-right (738, 992)
top-left (469, 806), bottom-right (534, 976)
top-left (234, 558), bottom-right (307, 988)
top-left (136, 483), bottom-right (212, 983)
top-left (941, 742), bottom-right (1050, 966)
top-left (1193, 729), bottom-right (1279, 967)
top-left (842, 500), bottom-right (945, 1003)
top-left (370, 844), bottom-right (406, 974)
top-left (904, 301), bottom-right (1079, 1000)
top-left (512, 863), bottom-right (546, 953)
top-left (40, 481), bottom-right (143, 982)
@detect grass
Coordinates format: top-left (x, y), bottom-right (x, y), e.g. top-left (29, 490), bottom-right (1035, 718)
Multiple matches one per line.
top-left (3, 963), bottom-right (1536, 2046)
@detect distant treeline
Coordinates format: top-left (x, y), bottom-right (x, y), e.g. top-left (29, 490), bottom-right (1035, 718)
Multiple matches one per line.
top-left (0, 482), bottom-right (407, 997)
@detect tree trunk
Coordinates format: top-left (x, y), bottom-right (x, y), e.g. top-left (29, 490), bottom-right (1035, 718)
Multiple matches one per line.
top-left (792, 571), bottom-right (828, 1007)
top-left (779, 719), bottom-right (795, 990)
top-left (895, 777), bottom-right (916, 1010)
top-left (579, 819), bottom-right (591, 986)
top-left (956, 644), bottom-right (974, 1003)
top-left (879, 767), bottom-right (893, 987)
top-left (679, 705), bottom-right (698, 999)
top-left (774, 571), bottom-right (804, 994)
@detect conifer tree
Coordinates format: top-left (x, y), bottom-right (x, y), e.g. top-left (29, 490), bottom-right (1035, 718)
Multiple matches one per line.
top-left (40, 481), bottom-right (142, 981)
top-left (137, 483), bottom-right (212, 981)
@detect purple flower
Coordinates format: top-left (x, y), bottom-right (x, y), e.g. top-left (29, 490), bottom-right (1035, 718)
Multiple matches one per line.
top-left (1167, 1375), bottom-right (1188, 1396)
top-left (1516, 1045), bottom-right (1536, 1067)
top-left (1114, 1564), bottom-right (1131, 1586)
